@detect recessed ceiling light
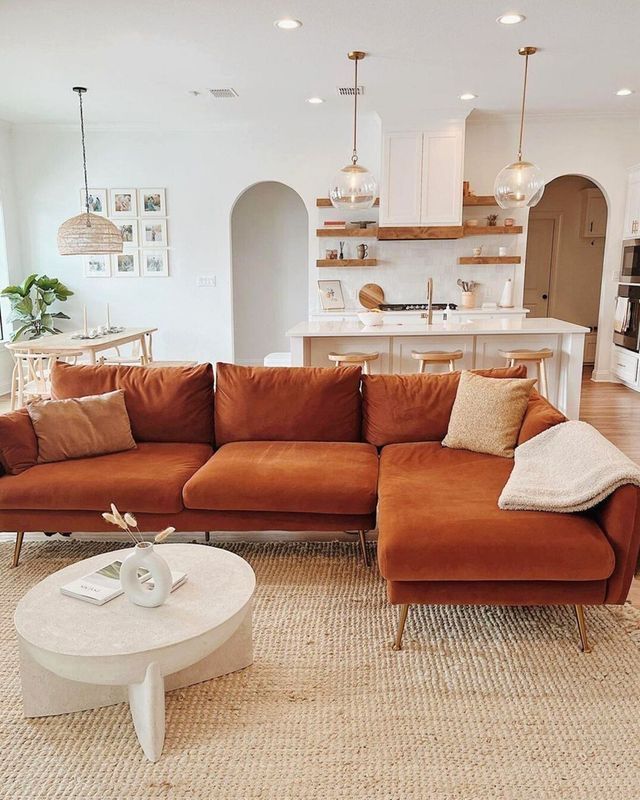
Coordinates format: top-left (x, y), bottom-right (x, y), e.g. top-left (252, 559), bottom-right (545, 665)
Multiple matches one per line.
top-left (307, 97), bottom-right (324, 104)
top-left (616, 88), bottom-right (634, 96)
top-left (460, 93), bottom-right (477, 100)
top-left (497, 13), bottom-right (526, 24)
top-left (274, 18), bottom-right (302, 30)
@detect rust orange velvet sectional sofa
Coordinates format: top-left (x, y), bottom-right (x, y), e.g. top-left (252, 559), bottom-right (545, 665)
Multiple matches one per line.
top-left (1, 360), bottom-right (639, 650)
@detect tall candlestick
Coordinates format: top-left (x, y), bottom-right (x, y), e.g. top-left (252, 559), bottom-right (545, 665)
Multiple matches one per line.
top-left (83, 305), bottom-right (88, 337)
top-left (106, 303), bottom-right (111, 330)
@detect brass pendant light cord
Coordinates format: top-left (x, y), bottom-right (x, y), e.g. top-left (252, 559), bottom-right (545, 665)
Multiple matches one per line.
top-left (74, 87), bottom-right (91, 227)
top-left (352, 56), bottom-right (359, 165)
top-left (517, 53), bottom-right (529, 162)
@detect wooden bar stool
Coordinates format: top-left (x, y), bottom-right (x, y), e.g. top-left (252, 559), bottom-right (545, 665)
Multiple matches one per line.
top-left (327, 351), bottom-right (379, 374)
top-left (411, 350), bottom-right (464, 373)
top-left (498, 348), bottom-right (553, 398)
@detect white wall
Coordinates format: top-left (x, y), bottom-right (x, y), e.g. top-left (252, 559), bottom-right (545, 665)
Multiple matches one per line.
top-left (465, 112), bottom-right (640, 379)
top-left (232, 182), bottom-right (308, 364)
top-left (9, 115), bottom-right (380, 365)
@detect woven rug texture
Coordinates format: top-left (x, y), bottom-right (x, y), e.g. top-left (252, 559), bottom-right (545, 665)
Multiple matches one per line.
top-left (1, 540), bottom-right (639, 800)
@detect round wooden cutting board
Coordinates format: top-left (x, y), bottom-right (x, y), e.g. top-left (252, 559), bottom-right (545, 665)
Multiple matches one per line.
top-left (358, 283), bottom-right (385, 309)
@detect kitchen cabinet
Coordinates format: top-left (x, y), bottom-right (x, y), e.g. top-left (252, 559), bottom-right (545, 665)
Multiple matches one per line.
top-left (380, 127), bottom-right (464, 227)
top-left (581, 188), bottom-right (607, 238)
top-left (612, 344), bottom-right (639, 387)
top-left (623, 166), bottom-right (640, 239)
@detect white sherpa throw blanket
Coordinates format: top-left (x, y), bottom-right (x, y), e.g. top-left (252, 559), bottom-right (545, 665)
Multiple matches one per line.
top-left (499, 420), bottom-right (640, 513)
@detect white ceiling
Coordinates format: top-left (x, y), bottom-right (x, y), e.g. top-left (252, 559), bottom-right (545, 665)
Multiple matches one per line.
top-left (1, 0), bottom-right (639, 126)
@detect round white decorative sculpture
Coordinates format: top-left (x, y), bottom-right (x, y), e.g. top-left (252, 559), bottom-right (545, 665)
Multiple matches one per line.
top-left (120, 542), bottom-right (172, 608)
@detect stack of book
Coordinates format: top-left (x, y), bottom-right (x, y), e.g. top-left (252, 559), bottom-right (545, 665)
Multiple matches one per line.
top-left (61, 560), bottom-right (187, 605)
top-left (323, 220), bottom-right (347, 230)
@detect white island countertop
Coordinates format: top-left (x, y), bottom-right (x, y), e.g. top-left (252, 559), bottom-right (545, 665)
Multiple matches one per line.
top-left (287, 317), bottom-right (590, 338)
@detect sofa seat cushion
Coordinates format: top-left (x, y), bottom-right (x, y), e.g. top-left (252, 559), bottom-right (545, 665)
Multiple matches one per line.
top-left (0, 442), bottom-right (213, 513)
top-left (183, 441), bottom-right (379, 515)
top-left (377, 442), bottom-right (615, 583)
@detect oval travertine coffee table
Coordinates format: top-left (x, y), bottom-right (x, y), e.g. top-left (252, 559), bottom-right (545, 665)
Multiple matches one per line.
top-left (14, 543), bottom-right (255, 762)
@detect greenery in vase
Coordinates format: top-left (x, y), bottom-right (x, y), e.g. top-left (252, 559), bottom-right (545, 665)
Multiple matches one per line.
top-left (1, 273), bottom-right (74, 341)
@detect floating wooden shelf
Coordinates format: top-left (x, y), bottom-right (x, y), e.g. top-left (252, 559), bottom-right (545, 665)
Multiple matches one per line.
top-left (377, 226), bottom-right (464, 241)
top-left (459, 256), bottom-right (522, 265)
top-left (317, 258), bottom-right (377, 267)
top-left (317, 227), bottom-right (377, 238)
top-left (463, 195), bottom-right (498, 206)
top-left (463, 225), bottom-right (523, 236)
top-left (316, 197), bottom-right (380, 207)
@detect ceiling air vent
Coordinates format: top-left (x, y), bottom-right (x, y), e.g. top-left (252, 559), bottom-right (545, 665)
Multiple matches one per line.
top-left (209, 88), bottom-right (239, 99)
top-left (337, 85), bottom-right (364, 97)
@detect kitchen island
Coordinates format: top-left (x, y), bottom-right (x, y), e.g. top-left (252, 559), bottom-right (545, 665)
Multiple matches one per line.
top-left (287, 317), bottom-right (589, 418)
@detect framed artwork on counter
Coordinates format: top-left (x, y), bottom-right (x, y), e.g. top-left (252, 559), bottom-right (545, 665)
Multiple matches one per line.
top-left (318, 279), bottom-right (345, 310)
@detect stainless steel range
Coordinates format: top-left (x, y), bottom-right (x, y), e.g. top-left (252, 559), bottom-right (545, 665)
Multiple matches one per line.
top-left (379, 303), bottom-right (458, 311)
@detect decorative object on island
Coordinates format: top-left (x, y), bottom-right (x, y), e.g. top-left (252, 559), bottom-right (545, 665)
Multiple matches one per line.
top-left (493, 47), bottom-right (544, 210)
top-left (486, 214), bottom-right (498, 226)
top-left (57, 88), bottom-right (123, 256)
top-left (1, 274), bottom-right (73, 341)
top-left (329, 52), bottom-right (378, 210)
top-left (357, 310), bottom-right (385, 327)
top-left (357, 243), bottom-right (369, 259)
top-left (102, 504), bottom-right (174, 608)
top-left (318, 279), bottom-right (345, 310)
top-left (499, 278), bottom-right (515, 308)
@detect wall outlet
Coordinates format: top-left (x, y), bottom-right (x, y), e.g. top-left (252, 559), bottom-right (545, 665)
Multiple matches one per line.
top-left (197, 275), bottom-right (216, 287)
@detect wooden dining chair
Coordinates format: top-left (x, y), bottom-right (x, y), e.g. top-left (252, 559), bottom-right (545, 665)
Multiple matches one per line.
top-left (10, 350), bottom-right (83, 410)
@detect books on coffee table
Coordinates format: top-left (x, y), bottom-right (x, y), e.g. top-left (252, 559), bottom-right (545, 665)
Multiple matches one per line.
top-left (60, 560), bottom-right (187, 605)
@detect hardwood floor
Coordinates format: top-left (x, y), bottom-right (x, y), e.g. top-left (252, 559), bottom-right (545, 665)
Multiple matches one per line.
top-left (1, 372), bottom-right (639, 606)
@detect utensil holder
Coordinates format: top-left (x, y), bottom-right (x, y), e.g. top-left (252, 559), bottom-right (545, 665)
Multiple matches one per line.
top-left (461, 292), bottom-right (475, 309)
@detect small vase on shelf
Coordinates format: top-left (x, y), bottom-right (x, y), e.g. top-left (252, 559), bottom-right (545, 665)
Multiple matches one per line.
top-left (120, 542), bottom-right (172, 608)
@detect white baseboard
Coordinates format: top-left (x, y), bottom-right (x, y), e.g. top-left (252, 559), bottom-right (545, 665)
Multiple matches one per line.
top-left (590, 369), bottom-right (615, 382)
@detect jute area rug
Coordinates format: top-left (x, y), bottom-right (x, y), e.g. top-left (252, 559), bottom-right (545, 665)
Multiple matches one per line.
top-left (1, 540), bottom-right (639, 800)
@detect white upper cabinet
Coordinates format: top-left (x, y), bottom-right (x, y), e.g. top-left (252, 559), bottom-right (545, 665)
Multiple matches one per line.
top-left (623, 166), bottom-right (640, 239)
top-left (379, 127), bottom-right (464, 227)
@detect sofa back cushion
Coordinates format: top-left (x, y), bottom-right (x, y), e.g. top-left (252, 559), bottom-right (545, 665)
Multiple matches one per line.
top-left (0, 409), bottom-right (39, 475)
top-left (51, 362), bottom-right (214, 444)
top-left (518, 390), bottom-right (566, 445)
top-left (215, 363), bottom-right (362, 446)
top-left (362, 365), bottom-right (528, 446)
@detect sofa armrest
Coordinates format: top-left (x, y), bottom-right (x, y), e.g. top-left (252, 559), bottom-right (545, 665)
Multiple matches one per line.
top-left (590, 484), bottom-right (640, 604)
top-left (517, 391), bottom-right (566, 446)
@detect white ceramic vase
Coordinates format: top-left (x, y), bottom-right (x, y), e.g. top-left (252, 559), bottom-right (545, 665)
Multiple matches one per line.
top-left (121, 542), bottom-right (172, 608)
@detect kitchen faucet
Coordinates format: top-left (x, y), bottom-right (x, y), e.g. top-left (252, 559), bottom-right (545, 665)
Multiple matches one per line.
top-left (424, 277), bottom-right (434, 325)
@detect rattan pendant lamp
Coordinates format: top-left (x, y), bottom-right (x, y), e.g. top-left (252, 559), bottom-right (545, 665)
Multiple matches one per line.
top-left (57, 87), bottom-right (123, 256)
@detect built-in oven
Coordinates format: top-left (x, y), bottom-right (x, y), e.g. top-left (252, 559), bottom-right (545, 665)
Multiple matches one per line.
top-left (621, 240), bottom-right (640, 283)
top-left (613, 284), bottom-right (640, 351)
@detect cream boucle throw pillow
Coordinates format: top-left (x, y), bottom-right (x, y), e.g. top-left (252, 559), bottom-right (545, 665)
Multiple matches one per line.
top-left (442, 371), bottom-right (536, 458)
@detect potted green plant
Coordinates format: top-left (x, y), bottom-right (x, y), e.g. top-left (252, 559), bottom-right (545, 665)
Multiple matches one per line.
top-left (1, 273), bottom-right (74, 341)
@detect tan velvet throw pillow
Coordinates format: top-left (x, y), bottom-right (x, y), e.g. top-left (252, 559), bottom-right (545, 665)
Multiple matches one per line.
top-left (27, 390), bottom-right (136, 463)
top-left (442, 371), bottom-right (537, 458)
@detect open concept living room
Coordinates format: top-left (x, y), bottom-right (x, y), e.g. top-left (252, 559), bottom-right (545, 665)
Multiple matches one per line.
top-left (1, 2), bottom-right (640, 798)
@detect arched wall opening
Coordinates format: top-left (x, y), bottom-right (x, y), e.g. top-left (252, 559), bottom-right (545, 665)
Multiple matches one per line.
top-left (525, 174), bottom-right (608, 369)
top-left (230, 181), bottom-right (308, 365)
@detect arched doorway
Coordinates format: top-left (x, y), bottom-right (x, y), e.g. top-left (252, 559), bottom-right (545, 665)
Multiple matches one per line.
top-left (231, 182), bottom-right (308, 365)
top-left (524, 175), bottom-right (607, 368)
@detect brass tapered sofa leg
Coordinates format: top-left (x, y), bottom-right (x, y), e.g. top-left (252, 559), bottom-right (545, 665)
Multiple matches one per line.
top-left (204, 531), bottom-right (211, 543)
top-left (358, 530), bottom-right (370, 567)
top-left (11, 531), bottom-right (24, 568)
top-left (392, 604), bottom-right (410, 651)
top-left (574, 604), bottom-right (592, 653)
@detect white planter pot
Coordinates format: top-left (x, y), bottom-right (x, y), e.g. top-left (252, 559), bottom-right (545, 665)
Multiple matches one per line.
top-left (121, 543), bottom-right (172, 608)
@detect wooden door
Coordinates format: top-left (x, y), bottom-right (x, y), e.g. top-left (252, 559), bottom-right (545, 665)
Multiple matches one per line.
top-left (379, 131), bottom-right (423, 226)
top-left (524, 214), bottom-right (559, 317)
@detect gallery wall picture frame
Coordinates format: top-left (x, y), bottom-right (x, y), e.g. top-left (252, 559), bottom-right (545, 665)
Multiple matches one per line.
top-left (112, 219), bottom-right (138, 247)
top-left (140, 218), bottom-right (168, 247)
top-left (140, 188), bottom-right (166, 216)
top-left (109, 189), bottom-right (138, 217)
top-left (141, 249), bottom-right (169, 277)
top-left (83, 254), bottom-right (111, 278)
top-left (80, 188), bottom-right (108, 217)
top-left (318, 279), bottom-right (345, 310)
top-left (112, 250), bottom-right (140, 277)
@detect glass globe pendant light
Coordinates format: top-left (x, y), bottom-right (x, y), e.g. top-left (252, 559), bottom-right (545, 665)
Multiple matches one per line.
top-left (494, 47), bottom-right (544, 210)
top-left (329, 51), bottom-right (378, 210)
top-left (57, 87), bottom-right (123, 256)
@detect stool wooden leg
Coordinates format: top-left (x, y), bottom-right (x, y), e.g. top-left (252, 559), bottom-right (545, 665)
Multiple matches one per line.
top-left (418, 360), bottom-right (426, 374)
top-left (538, 359), bottom-right (549, 399)
top-left (448, 359), bottom-right (455, 372)
top-left (363, 360), bottom-right (369, 375)
top-left (392, 604), bottom-right (410, 651)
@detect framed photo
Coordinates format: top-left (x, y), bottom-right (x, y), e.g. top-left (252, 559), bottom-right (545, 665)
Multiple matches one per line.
top-left (109, 189), bottom-right (137, 217)
top-left (80, 188), bottom-right (107, 217)
top-left (113, 219), bottom-right (138, 247)
top-left (141, 249), bottom-right (169, 277)
top-left (140, 188), bottom-right (166, 216)
top-left (140, 218), bottom-right (168, 246)
top-left (318, 279), bottom-right (345, 310)
top-left (83, 254), bottom-right (111, 278)
top-left (112, 251), bottom-right (140, 277)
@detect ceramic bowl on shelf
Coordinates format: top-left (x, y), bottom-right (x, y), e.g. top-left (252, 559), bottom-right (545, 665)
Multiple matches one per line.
top-left (465, 219), bottom-right (479, 227)
top-left (357, 311), bottom-right (385, 327)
